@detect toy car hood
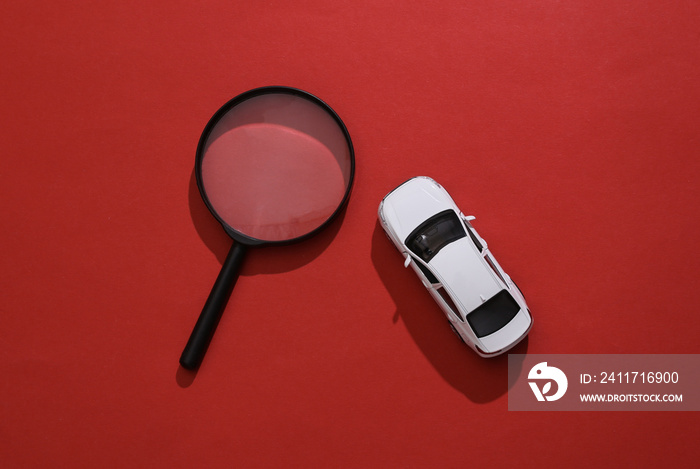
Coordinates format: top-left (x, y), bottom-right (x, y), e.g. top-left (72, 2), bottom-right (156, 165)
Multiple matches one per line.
top-left (379, 177), bottom-right (455, 240)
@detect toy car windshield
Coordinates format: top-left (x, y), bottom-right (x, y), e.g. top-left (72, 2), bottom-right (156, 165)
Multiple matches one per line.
top-left (466, 290), bottom-right (521, 337)
top-left (405, 209), bottom-right (466, 263)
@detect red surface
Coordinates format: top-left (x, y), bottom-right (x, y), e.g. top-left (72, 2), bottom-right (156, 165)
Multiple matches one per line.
top-left (2, 1), bottom-right (699, 467)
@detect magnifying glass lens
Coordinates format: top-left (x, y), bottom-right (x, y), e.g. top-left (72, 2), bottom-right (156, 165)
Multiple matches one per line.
top-left (202, 122), bottom-right (346, 241)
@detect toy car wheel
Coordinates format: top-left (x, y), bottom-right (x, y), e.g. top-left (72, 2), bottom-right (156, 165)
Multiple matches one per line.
top-left (449, 323), bottom-right (466, 344)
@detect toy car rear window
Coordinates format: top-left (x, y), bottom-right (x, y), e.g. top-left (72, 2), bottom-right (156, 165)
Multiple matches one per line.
top-left (466, 290), bottom-right (520, 338)
top-left (405, 210), bottom-right (466, 263)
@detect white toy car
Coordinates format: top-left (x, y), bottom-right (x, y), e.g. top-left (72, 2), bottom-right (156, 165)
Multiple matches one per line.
top-left (378, 176), bottom-right (532, 357)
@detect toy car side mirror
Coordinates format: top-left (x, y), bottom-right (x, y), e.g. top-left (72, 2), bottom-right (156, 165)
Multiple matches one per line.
top-left (403, 254), bottom-right (412, 268)
top-left (460, 211), bottom-right (475, 222)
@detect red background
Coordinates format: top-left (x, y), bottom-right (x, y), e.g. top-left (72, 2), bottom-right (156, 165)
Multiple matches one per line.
top-left (2, 1), bottom-right (699, 467)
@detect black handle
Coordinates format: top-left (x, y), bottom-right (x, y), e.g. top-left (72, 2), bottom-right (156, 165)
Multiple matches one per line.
top-left (180, 242), bottom-right (248, 370)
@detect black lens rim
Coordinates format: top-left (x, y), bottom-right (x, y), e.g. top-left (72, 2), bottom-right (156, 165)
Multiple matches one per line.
top-left (194, 86), bottom-right (355, 246)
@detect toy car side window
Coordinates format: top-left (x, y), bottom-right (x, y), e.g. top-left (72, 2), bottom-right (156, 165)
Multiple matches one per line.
top-left (413, 258), bottom-right (439, 284)
top-left (484, 254), bottom-right (507, 285)
top-left (435, 286), bottom-right (464, 322)
top-left (463, 221), bottom-right (483, 253)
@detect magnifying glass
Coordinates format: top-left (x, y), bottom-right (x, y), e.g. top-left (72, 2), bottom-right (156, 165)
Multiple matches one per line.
top-left (180, 86), bottom-right (355, 370)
